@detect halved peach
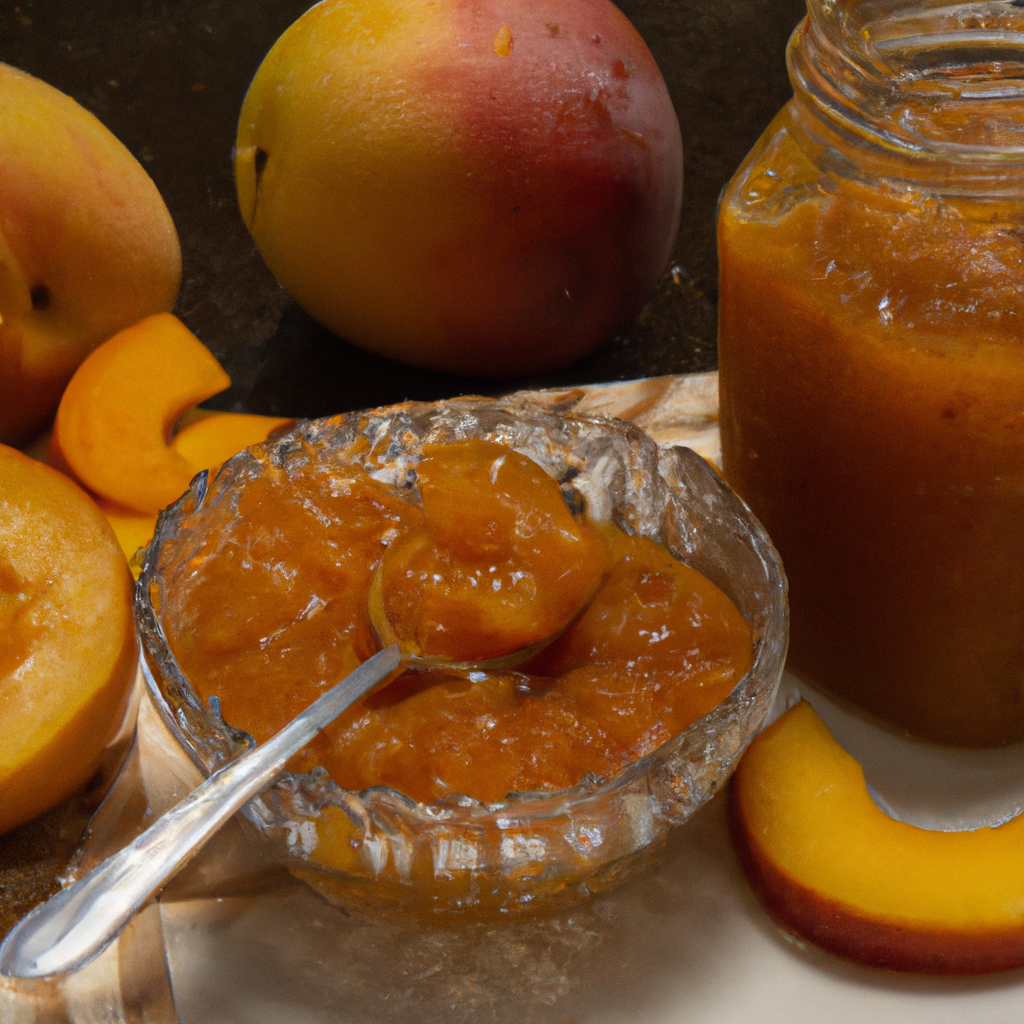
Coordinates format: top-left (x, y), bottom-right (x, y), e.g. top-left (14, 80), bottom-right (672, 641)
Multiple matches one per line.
top-left (51, 313), bottom-right (230, 514)
top-left (730, 700), bottom-right (1024, 973)
top-left (0, 445), bottom-right (137, 835)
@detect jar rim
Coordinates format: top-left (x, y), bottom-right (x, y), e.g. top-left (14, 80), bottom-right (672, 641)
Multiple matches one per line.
top-left (790, 1), bottom-right (1024, 180)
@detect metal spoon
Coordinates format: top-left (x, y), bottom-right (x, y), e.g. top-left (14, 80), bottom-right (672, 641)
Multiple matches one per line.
top-left (0, 644), bottom-right (402, 980)
top-left (366, 554), bottom-right (603, 672)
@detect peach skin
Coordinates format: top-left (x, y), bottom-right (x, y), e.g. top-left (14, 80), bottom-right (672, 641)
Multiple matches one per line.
top-left (235, 0), bottom-right (682, 376)
top-left (0, 62), bottom-right (180, 447)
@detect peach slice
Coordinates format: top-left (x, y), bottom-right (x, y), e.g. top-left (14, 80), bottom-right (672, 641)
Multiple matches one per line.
top-left (105, 412), bottom-right (295, 565)
top-left (89, 413), bottom-right (294, 565)
top-left (51, 313), bottom-right (231, 514)
top-left (95, 498), bottom-right (162, 568)
top-left (0, 445), bottom-right (137, 835)
top-left (730, 700), bottom-right (1024, 973)
top-left (170, 410), bottom-right (293, 474)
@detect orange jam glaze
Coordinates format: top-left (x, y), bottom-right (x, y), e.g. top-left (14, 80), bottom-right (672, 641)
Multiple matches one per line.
top-left (164, 438), bottom-right (753, 805)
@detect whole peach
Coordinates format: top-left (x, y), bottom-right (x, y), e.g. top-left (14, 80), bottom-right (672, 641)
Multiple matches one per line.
top-left (235, 0), bottom-right (682, 376)
top-left (0, 63), bottom-right (181, 446)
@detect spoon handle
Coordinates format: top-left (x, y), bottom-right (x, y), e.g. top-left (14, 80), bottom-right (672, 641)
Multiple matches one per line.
top-left (0, 644), bottom-right (401, 980)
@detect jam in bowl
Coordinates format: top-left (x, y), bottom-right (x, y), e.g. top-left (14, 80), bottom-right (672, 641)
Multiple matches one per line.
top-left (136, 396), bottom-right (787, 919)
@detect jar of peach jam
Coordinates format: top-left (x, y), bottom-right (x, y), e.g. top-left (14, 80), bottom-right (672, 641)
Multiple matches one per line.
top-left (718, 0), bottom-right (1024, 746)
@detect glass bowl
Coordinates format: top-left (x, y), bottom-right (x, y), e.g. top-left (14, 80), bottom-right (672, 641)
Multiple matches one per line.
top-left (136, 396), bottom-right (787, 919)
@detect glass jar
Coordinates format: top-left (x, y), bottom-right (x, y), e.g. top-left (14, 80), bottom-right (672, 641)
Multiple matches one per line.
top-left (718, 0), bottom-right (1024, 746)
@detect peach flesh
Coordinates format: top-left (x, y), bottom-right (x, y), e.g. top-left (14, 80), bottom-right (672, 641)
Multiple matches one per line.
top-left (51, 314), bottom-right (231, 514)
top-left (0, 445), bottom-right (137, 835)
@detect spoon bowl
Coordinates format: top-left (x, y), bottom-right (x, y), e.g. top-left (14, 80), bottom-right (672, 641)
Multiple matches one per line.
top-left (366, 556), bottom-right (603, 673)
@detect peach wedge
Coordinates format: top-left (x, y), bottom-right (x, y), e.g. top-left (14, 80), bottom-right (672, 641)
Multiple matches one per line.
top-left (730, 700), bottom-right (1024, 974)
top-left (51, 313), bottom-right (231, 514)
top-left (94, 411), bottom-right (294, 564)
top-left (170, 410), bottom-right (293, 473)
top-left (0, 445), bottom-right (137, 835)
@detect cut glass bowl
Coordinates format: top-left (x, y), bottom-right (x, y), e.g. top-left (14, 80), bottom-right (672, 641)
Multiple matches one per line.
top-left (136, 396), bottom-right (787, 919)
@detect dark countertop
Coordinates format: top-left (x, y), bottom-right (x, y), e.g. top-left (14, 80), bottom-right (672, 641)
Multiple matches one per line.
top-left (0, 0), bottom-right (805, 418)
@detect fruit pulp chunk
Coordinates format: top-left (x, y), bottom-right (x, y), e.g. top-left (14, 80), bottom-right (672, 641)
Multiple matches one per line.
top-left (377, 441), bottom-right (610, 662)
top-left (718, 120), bottom-right (1024, 745)
top-left (163, 438), bottom-right (753, 804)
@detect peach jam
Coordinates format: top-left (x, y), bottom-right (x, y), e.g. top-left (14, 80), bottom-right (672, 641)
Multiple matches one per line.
top-left (718, 2), bottom-right (1024, 745)
top-left (161, 437), bottom-right (753, 804)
